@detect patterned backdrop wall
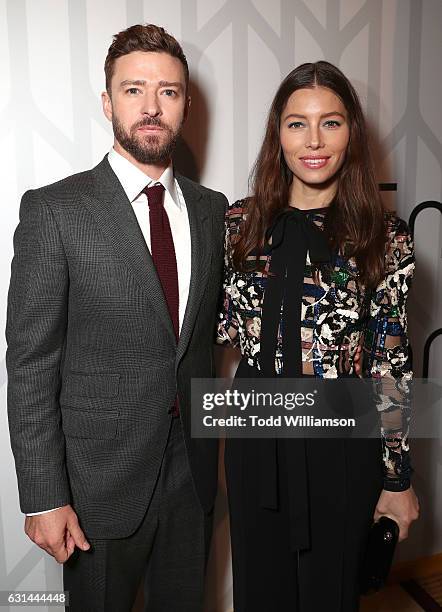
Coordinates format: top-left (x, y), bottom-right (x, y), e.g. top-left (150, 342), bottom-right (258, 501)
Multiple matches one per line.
top-left (1, 1), bottom-right (441, 610)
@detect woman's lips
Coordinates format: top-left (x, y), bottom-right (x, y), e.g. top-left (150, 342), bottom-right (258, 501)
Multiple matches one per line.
top-left (299, 157), bottom-right (330, 169)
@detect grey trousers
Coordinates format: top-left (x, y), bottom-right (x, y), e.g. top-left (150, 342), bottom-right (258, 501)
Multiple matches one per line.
top-left (63, 417), bottom-right (212, 611)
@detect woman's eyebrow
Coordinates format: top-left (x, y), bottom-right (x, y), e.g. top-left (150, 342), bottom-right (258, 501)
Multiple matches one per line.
top-left (283, 111), bottom-right (346, 120)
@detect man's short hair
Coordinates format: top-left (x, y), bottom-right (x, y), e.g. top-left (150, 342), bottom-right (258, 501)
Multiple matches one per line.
top-left (104, 24), bottom-right (189, 95)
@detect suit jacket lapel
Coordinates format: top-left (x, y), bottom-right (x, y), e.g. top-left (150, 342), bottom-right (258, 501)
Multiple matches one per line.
top-left (175, 174), bottom-right (211, 366)
top-left (81, 156), bottom-right (176, 343)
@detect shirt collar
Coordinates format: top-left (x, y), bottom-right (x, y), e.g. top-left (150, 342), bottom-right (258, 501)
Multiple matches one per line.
top-left (107, 147), bottom-right (181, 209)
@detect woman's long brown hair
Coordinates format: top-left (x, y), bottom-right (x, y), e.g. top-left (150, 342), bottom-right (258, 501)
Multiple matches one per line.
top-left (232, 61), bottom-right (386, 289)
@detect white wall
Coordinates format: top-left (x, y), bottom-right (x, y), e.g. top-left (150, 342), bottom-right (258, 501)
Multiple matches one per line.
top-left (1, 1), bottom-right (441, 610)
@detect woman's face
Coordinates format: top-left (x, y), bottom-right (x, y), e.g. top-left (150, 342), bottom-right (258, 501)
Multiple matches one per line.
top-left (279, 86), bottom-right (350, 190)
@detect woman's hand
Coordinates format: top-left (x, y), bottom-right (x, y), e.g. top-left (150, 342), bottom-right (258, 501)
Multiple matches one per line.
top-left (374, 487), bottom-right (419, 541)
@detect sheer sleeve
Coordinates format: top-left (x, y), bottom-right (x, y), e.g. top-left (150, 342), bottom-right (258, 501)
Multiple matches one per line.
top-left (362, 215), bottom-right (415, 491)
top-left (216, 202), bottom-right (243, 347)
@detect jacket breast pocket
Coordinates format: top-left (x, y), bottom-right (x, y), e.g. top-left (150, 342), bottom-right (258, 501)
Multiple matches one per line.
top-left (60, 372), bottom-right (121, 439)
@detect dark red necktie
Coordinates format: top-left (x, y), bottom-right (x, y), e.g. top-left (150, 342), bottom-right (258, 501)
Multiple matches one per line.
top-left (145, 183), bottom-right (179, 416)
top-left (145, 183), bottom-right (179, 339)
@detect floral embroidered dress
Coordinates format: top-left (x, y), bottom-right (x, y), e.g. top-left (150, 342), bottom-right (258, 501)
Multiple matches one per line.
top-left (217, 200), bottom-right (415, 492)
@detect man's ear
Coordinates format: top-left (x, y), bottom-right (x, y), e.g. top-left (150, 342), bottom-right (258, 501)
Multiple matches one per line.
top-left (102, 91), bottom-right (113, 122)
top-left (183, 95), bottom-right (191, 123)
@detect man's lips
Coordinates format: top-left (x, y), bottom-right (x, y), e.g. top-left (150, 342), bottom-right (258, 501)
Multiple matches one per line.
top-left (299, 156), bottom-right (330, 169)
top-left (137, 126), bottom-right (163, 132)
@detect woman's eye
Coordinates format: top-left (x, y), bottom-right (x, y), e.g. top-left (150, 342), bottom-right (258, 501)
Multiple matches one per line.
top-left (288, 121), bottom-right (304, 129)
top-left (323, 120), bottom-right (341, 128)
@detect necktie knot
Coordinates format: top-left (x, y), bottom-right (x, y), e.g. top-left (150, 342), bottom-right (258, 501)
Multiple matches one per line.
top-left (145, 183), bottom-right (165, 209)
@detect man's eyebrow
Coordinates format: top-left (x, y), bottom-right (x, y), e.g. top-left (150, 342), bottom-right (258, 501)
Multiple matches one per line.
top-left (282, 111), bottom-right (346, 121)
top-left (158, 81), bottom-right (184, 90)
top-left (120, 79), bottom-right (146, 87)
top-left (119, 79), bottom-right (184, 90)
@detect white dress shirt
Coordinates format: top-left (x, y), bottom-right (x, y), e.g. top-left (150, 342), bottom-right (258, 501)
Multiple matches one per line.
top-left (26, 148), bottom-right (192, 516)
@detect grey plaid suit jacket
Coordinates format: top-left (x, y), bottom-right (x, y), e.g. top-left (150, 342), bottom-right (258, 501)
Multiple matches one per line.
top-left (6, 155), bottom-right (227, 538)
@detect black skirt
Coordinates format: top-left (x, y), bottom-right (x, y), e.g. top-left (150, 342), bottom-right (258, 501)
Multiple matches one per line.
top-left (225, 360), bottom-right (384, 612)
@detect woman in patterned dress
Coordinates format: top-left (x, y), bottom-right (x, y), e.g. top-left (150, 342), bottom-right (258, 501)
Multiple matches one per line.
top-left (217, 61), bottom-right (419, 611)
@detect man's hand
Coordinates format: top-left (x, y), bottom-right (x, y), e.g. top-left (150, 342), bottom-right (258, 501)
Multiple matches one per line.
top-left (25, 504), bottom-right (90, 563)
top-left (374, 486), bottom-right (419, 541)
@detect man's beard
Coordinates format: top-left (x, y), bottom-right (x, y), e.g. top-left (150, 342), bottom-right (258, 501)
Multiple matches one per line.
top-left (112, 116), bottom-right (181, 164)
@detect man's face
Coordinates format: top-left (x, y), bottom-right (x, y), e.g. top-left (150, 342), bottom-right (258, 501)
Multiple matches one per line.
top-left (102, 51), bottom-right (189, 166)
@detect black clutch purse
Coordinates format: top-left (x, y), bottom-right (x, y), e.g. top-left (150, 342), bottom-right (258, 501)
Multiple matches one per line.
top-left (360, 516), bottom-right (399, 594)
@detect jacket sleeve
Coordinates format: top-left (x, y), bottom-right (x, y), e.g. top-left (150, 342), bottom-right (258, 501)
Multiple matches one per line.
top-left (362, 216), bottom-right (415, 492)
top-left (6, 189), bottom-right (71, 513)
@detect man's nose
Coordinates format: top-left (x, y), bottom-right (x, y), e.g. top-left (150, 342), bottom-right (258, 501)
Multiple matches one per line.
top-left (141, 92), bottom-right (161, 117)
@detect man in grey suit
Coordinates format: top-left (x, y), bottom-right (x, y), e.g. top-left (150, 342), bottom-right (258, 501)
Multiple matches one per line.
top-left (6, 24), bottom-right (227, 611)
